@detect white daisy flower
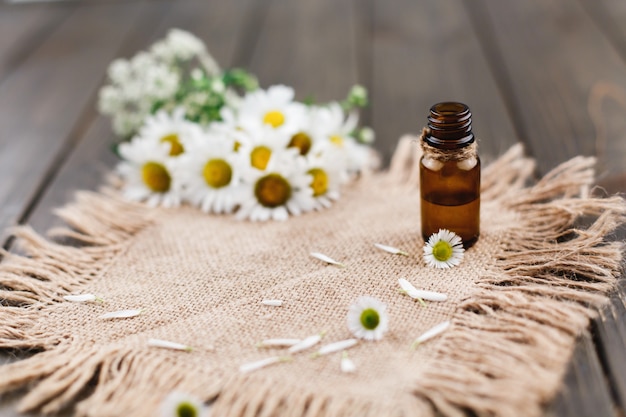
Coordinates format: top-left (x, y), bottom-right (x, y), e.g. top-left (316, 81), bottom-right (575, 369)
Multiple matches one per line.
top-left (303, 153), bottom-right (342, 210)
top-left (423, 229), bottom-right (465, 269)
top-left (178, 130), bottom-right (245, 214)
top-left (236, 153), bottom-right (314, 221)
top-left (160, 392), bottom-right (208, 417)
top-left (347, 296), bottom-right (389, 341)
top-left (310, 103), bottom-right (368, 175)
top-left (118, 136), bottom-right (184, 208)
top-left (237, 85), bottom-right (306, 136)
top-left (237, 125), bottom-right (292, 171)
top-left (313, 102), bottom-right (358, 147)
top-left (285, 105), bottom-right (329, 157)
top-left (138, 107), bottom-right (200, 157)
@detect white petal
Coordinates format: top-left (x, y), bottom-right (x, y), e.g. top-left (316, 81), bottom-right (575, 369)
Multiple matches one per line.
top-left (399, 278), bottom-right (447, 302)
top-left (341, 352), bottom-right (356, 373)
top-left (100, 309), bottom-right (142, 319)
top-left (310, 252), bottom-right (345, 267)
top-left (239, 356), bottom-right (290, 374)
top-left (262, 299), bottom-right (283, 307)
top-left (412, 321), bottom-right (450, 348)
top-left (398, 278), bottom-right (418, 294)
top-left (288, 334), bottom-right (323, 353)
top-left (316, 339), bottom-right (358, 356)
top-left (411, 289), bottom-right (447, 302)
top-left (258, 207), bottom-right (272, 222)
top-left (374, 243), bottom-right (408, 256)
top-left (63, 294), bottom-right (98, 302)
top-left (273, 206), bottom-right (289, 221)
top-left (257, 338), bottom-right (301, 348)
top-left (148, 338), bottom-right (192, 352)
top-left (410, 290), bottom-right (448, 301)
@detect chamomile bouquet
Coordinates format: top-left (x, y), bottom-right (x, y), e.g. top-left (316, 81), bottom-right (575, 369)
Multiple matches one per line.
top-left (98, 29), bottom-right (375, 221)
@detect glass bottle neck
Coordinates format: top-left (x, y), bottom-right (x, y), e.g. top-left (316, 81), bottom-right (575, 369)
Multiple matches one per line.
top-left (424, 102), bottom-right (474, 149)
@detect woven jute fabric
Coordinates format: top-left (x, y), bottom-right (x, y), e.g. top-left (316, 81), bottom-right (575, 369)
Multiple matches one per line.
top-left (0, 138), bottom-right (624, 417)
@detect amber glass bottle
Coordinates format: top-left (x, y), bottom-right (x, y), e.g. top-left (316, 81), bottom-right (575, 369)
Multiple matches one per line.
top-left (420, 102), bottom-right (480, 248)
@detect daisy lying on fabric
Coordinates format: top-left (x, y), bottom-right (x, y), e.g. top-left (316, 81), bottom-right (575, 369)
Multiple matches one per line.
top-left (423, 229), bottom-right (465, 269)
top-left (101, 30), bottom-right (375, 221)
top-left (347, 296), bottom-right (389, 341)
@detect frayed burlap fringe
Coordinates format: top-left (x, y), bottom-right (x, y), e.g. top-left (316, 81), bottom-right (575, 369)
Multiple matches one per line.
top-left (0, 138), bottom-right (624, 417)
top-left (0, 192), bottom-right (159, 413)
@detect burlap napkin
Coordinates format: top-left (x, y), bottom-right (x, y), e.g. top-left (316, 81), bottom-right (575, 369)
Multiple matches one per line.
top-left (0, 138), bottom-right (623, 417)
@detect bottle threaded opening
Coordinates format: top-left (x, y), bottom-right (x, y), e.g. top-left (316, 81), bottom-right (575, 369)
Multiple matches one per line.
top-left (425, 102), bottom-right (474, 149)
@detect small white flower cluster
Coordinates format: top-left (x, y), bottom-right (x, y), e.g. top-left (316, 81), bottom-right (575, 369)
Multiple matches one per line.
top-left (98, 29), bottom-right (220, 138)
top-left (117, 84), bottom-right (374, 221)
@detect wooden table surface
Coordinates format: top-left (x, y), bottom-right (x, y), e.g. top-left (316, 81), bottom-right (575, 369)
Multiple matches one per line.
top-left (0, 0), bottom-right (625, 416)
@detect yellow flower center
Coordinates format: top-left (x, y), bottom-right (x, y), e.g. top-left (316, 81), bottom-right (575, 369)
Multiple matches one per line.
top-left (141, 162), bottom-right (171, 192)
top-left (308, 168), bottom-right (328, 197)
top-left (255, 173), bottom-right (292, 208)
top-left (203, 159), bottom-right (232, 188)
top-left (250, 146), bottom-right (272, 170)
top-left (160, 133), bottom-right (184, 156)
top-left (360, 308), bottom-right (380, 330)
top-left (432, 241), bottom-right (453, 262)
top-left (263, 110), bottom-right (285, 128)
top-left (176, 401), bottom-right (198, 417)
top-left (330, 135), bottom-right (344, 147)
top-left (289, 132), bottom-right (312, 156)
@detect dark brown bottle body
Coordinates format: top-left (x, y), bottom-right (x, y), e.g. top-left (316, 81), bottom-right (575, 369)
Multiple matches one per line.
top-left (420, 102), bottom-right (480, 248)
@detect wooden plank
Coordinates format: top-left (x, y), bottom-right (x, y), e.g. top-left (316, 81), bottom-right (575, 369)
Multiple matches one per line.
top-left (574, 0), bottom-right (626, 193)
top-left (0, 1), bottom-right (154, 242)
top-left (371, 0), bottom-right (519, 163)
top-left (248, 0), bottom-right (358, 103)
top-left (547, 332), bottom-right (617, 417)
top-left (583, 78), bottom-right (626, 195)
top-left (0, 3), bottom-right (74, 84)
top-left (577, 0), bottom-right (626, 63)
top-left (468, 0), bottom-right (626, 175)
top-left (592, 277), bottom-right (626, 411)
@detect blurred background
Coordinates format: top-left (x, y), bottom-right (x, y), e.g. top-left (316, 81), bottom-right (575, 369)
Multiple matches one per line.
top-left (0, 0), bottom-right (625, 416)
top-left (2, 0), bottom-right (626, 211)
